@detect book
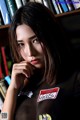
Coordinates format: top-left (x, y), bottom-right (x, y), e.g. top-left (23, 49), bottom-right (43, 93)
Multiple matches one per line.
top-left (0, 11), bottom-right (4, 25)
top-left (5, 0), bottom-right (17, 18)
top-left (29, 0), bottom-right (35, 2)
top-left (44, 0), bottom-right (55, 13)
top-left (51, 0), bottom-right (60, 14)
top-left (0, 79), bottom-right (7, 99)
top-left (71, 0), bottom-right (80, 9)
top-left (0, 52), bottom-right (3, 79)
top-left (1, 47), bottom-right (9, 76)
top-left (15, 0), bottom-right (23, 9)
top-left (0, 93), bottom-right (4, 112)
top-left (65, 0), bottom-right (74, 11)
top-left (56, 0), bottom-right (63, 13)
top-left (21, 0), bottom-right (28, 5)
top-left (0, 45), bottom-right (13, 79)
top-left (0, 64), bottom-right (3, 79)
top-left (58, 0), bottom-right (69, 12)
top-left (0, 86), bottom-right (5, 99)
top-left (4, 76), bottom-right (11, 85)
top-left (35, 0), bottom-right (43, 3)
top-left (42, 0), bottom-right (49, 8)
top-left (0, 0), bottom-right (11, 25)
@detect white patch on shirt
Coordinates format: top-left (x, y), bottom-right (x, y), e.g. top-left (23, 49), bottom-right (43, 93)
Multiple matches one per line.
top-left (37, 87), bottom-right (60, 102)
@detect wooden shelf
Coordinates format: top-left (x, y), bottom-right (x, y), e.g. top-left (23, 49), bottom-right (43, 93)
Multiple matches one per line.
top-left (55, 9), bottom-right (80, 18)
top-left (0, 24), bottom-right (10, 29)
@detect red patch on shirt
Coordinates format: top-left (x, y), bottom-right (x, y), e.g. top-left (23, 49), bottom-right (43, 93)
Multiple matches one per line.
top-left (37, 87), bottom-right (60, 102)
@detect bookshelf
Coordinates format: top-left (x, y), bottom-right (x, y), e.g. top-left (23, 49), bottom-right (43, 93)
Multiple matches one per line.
top-left (0, 24), bottom-right (12, 81)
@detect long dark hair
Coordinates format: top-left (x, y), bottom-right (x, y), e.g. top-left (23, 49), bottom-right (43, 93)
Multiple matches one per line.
top-left (9, 2), bottom-right (71, 85)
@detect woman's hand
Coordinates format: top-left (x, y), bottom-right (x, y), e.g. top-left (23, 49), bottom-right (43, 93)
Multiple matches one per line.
top-left (10, 61), bottom-right (35, 90)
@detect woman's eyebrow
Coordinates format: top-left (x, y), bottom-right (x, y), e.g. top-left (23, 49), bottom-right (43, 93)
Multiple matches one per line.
top-left (17, 35), bottom-right (37, 42)
top-left (29, 35), bottom-right (37, 40)
top-left (17, 40), bottom-right (23, 43)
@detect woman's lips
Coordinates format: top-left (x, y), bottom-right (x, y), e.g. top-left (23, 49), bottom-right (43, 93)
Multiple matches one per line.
top-left (30, 59), bottom-right (40, 64)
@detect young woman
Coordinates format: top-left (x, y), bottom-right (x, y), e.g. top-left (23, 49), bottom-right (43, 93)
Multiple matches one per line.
top-left (2, 2), bottom-right (80, 120)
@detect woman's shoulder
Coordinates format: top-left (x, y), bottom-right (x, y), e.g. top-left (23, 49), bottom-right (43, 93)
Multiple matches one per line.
top-left (57, 70), bottom-right (80, 96)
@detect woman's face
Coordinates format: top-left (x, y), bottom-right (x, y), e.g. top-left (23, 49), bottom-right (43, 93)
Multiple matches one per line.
top-left (16, 24), bottom-right (45, 69)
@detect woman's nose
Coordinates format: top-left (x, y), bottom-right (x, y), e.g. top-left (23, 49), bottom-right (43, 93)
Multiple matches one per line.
top-left (24, 44), bottom-right (34, 57)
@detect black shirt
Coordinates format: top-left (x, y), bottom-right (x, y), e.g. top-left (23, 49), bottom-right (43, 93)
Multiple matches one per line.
top-left (14, 71), bottom-right (80, 120)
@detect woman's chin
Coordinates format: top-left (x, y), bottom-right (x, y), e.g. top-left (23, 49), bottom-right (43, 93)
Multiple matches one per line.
top-left (33, 64), bottom-right (43, 69)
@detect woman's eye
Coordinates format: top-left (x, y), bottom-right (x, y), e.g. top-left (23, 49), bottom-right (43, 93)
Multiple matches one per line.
top-left (17, 43), bottom-right (24, 48)
top-left (32, 38), bottom-right (39, 44)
